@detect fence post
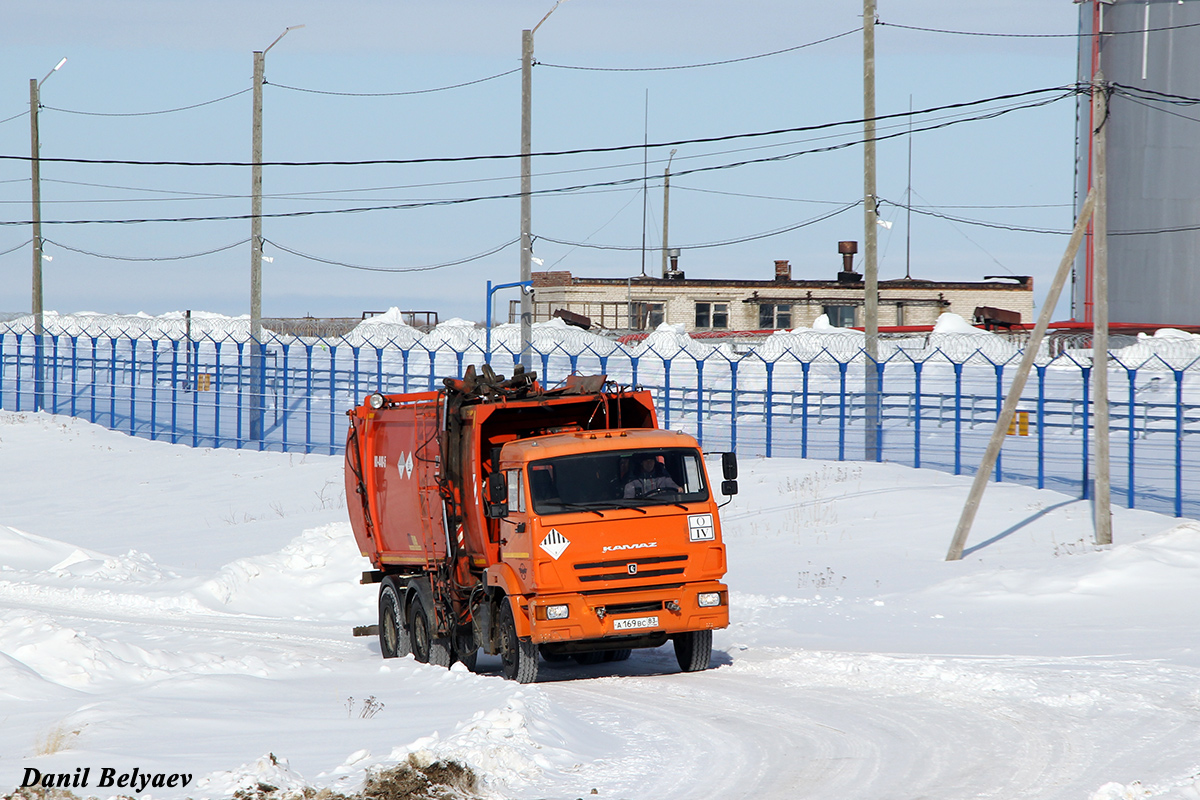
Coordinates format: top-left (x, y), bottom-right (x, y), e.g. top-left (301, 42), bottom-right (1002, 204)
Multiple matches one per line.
top-left (402, 349), bottom-right (410, 393)
top-left (150, 339), bottom-right (159, 440)
top-left (50, 334), bottom-right (59, 413)
top-left (1081, 365), bottom-right (1091, 500)
top-left (631, 356), bottom-right (640, 388)
top-left (169, 338), bottom-right (178, 443)
top-left (305, 343), bottom-right (314, 454)
top-left (1175, 369), bottom-right (1184, 517)
top-left (191, 340), bottom-right (200, 449)
top-left (729, 360), bottom-right (739, 453)
top-left (695, 359), bottom-right (705, 447)
top-left (953, 362), bottom-right (963, 475)
top-left (352, 346), bottom-right (361, 408)
top-left (427, 350), bottom-right (436, 391)
top-left (282, 343), bottom-right (291, 450)
top-left (329, 343), bottom-right (338, 456)
top-left (874, 360), bottom-right (885, 462)
top-left (993, 363), bottom-right (1004, 481)
top-left (375, 347), bottom-right (384, 393)
top-left (236, 341), bottom-right (245, 448)
top-left (913, 361), bottom-right (923, 469)
top-left (1126, 366), bottom-right (1136, 509)
top-left (109, 338), bottom-right (119, 430)
top-left (838, 361), bottom-right (849, 462)
top-left (800, 361), bottom-right (811, 459)
top-left (69, 336), bottom-right (78, 418)
top-left (1037, 365), bottom-right (1046, 489)
top-left (213, 341), bottom-right (223, 447)
top-left (764, 360), bottom-right (774, 458)
top-left (664, 356), bottom-right (673, 431)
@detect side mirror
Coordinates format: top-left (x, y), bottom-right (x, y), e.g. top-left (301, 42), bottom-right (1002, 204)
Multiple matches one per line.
top-left (721, 480), bottom-right (739, 497)
top-left (722, 452), bottom-right (738, 481)
top-left (485, 472), bottom-right (509, 519)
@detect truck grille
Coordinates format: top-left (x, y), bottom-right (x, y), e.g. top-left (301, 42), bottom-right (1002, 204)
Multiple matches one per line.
top-left (573, 554), bottom-right (687, 583)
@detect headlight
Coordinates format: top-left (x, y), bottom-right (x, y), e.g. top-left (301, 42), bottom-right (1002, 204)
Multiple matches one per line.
top-left (546, 604), bottom-right (570, 620)
top-left (367, 392), bottom-right (386, 410)
top-left (697, 592), bottom-right (722, 608)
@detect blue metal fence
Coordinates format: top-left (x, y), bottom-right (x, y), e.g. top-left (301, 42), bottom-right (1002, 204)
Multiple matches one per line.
top-left (2, 326), bottom-right (1198, 519)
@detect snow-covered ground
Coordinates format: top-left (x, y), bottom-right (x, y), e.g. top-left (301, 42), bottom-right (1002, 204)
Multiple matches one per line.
top-left (3, 409), bottom-right (1200, 800)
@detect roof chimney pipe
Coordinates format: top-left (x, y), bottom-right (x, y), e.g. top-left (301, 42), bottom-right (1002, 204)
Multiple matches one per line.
top-left (774, 259), bottom-right (791, 282)
top-left (837, 241), bottom-right (862, 283)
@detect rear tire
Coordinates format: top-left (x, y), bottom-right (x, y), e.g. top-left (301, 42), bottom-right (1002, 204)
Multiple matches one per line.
top-left (673, 630), bottom-right (712, 672)
top-left (408, 594), bottom-right (453, 668)
top-left (499, 601), bottom-right (538, 684)
top-left (605, 648), bottom-right (632, 662)
top-left (378, 578), bottom-right (409, 659)
top-left (573, 651), bottom-right (605, 666)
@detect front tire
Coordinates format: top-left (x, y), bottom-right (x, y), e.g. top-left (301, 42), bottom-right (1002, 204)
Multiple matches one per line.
top-left (408, 594), bottom-right (453, 667)
top-left (499, 601), bottom-right (538, 684)
top-left (378, 578), bottom-right (409, 659)
top-left (673, 630), bottom-right (712, 672)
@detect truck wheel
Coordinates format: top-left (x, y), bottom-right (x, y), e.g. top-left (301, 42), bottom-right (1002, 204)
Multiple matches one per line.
top-left (408, 595), bottom-right (453, 668)
top-left (378, 579), bottom-right (409, 659)
top-left (605, 649), bottom-right (632, 662)
top-left (672, 630), bottom-right (713, 672)
top-left (499, 601), bottom-right (538, 684)
top-left (573, 651), bottom-right (605, 666)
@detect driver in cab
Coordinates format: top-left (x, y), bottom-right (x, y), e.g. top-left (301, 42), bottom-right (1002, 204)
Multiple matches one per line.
top-left (623, 455), bottom-right (680, 498)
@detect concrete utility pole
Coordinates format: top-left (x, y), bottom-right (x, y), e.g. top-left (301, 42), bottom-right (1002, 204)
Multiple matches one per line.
top-left (863, 0), bottom-right (881, 460)
top-left (946, 190), bottom-right (1096, 561)
top-left (250, 25), bottom-right (302, 441)
top-left (520, 27), bottom-right (534, 370)
top-left (1092, 71), bottom-right (1112, 546)
top-left (519, 1), bottom-right (569, 371)
top-left (30, 57), bottom-right (66, 413)
top-left (661, 148), bottom-right (677, 277)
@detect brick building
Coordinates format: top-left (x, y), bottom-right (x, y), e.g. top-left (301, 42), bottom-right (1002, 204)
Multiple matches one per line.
top-left (529, 259), bottom-right (1034, 333)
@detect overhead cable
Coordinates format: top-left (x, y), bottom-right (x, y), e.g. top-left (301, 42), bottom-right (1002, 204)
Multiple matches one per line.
top-left (539, 202), bottom-right (861, 250)
top-left (266, 68), bottom-right (521, 97)
top-left (0, 110), bottom-right (30, 126)
top-left (43, 237), bottom-right (251, 261)
top-left (43, 88), bottom-right (251, 117)
top-left (538, 29), bottom-right (858, 72)
top-left (0, 92), bottom-right (1078, 226)
top-left (0, 238), bottom-right (33, 257)
top-left (262, 236), bottom-right (518, 272)
top-left (0, 85), bottom-right (1081, 168)
top-left (878, 19), bottom-right (1200, 38)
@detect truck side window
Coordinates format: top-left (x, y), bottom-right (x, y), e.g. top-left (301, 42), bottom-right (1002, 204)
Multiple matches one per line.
top-left (506, 469), bottom-right (525, 514)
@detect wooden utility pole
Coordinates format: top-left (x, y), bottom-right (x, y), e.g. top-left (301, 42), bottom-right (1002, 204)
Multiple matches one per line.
top-left (1092, 71), bottom-right (1112, 546)
top-left (661, 149), bottom-right (677, 277)
top-left (863, 0), bottom-right (881, 460)
top-left (947, 191), bottom-right (1096, 561)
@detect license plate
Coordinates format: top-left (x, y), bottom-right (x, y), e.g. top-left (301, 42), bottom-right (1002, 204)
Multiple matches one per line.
top-left (612, 615), bottom-right (658, 631)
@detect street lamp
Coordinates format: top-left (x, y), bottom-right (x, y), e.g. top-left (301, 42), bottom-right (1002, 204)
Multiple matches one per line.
top-left (486, 280), bottom-right (534, 367)
top-left (520, 0), bottom-right (570, 371)
top-left (249, 24), bottom-right (303, 441)
top-left (30, 56), bottom-right (67, 412)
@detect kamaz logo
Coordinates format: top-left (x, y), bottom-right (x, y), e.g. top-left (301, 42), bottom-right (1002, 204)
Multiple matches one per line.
top-left (602, 542), bottom-right (657, 553)
top-left (627, 563), bottom-right (638, 575)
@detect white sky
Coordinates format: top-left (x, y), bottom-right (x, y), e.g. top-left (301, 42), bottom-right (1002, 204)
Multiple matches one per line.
top-left (0, 1), bottom-right (1082, 321)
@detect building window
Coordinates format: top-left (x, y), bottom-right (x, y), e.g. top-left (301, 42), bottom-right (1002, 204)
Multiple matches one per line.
top-left (758, 303), bottom-right (792, 330)
top-left (631, 301), bottom-right (664, 330)
top-left (695, 302), bottom-right (728, 329)
top-left (823, 305), bottom-right (856, 327)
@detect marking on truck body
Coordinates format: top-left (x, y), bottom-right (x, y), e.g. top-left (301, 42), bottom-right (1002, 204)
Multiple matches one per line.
top-left (602, 542), bottom-right (657, 553)
top-left (540, 529), bottom-right (570, 560)
top-left (404, 452), bottom-right (414, 478)
top-left (374, 455), bottom-right (386, 468)
top-left (688, 513), bottom-right (715, 542)
top-left (627, 563), bottom-right (637, 575)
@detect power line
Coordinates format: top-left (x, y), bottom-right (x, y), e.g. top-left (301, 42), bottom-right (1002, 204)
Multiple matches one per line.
top-left (0, 110), bottom-right (30, 126)
top-left (878, 19), bottom-right (1200, 39)
top-left (0, 85), bottom-right (1081, 168)
top-left (0, 238), bottom-right (32, 257)
top-left (43, 88), bottom-right (251, 117)
top-left (538, 29), bottom-right (859, 72)
top-left (265, 68), bottom-right (521, 97)
top-left (262, 236), bottom-right (518, 273)
top-left (42, 237), bottom-right (250, 261)
top-left (0, 92), bottom-right (1078, 226)
top-left (539, 202), bottom-right (861, 251)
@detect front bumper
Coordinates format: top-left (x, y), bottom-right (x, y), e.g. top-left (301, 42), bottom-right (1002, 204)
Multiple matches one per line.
top-left (526, 581), bottom-right (729, 645)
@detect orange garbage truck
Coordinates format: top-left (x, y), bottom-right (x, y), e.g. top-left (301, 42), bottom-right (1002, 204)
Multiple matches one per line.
top-left (344, 365), bottom-right (736, 683)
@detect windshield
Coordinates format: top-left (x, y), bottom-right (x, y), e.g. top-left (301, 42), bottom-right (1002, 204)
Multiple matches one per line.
top-left (528, 447), bottom-right (709, 515)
